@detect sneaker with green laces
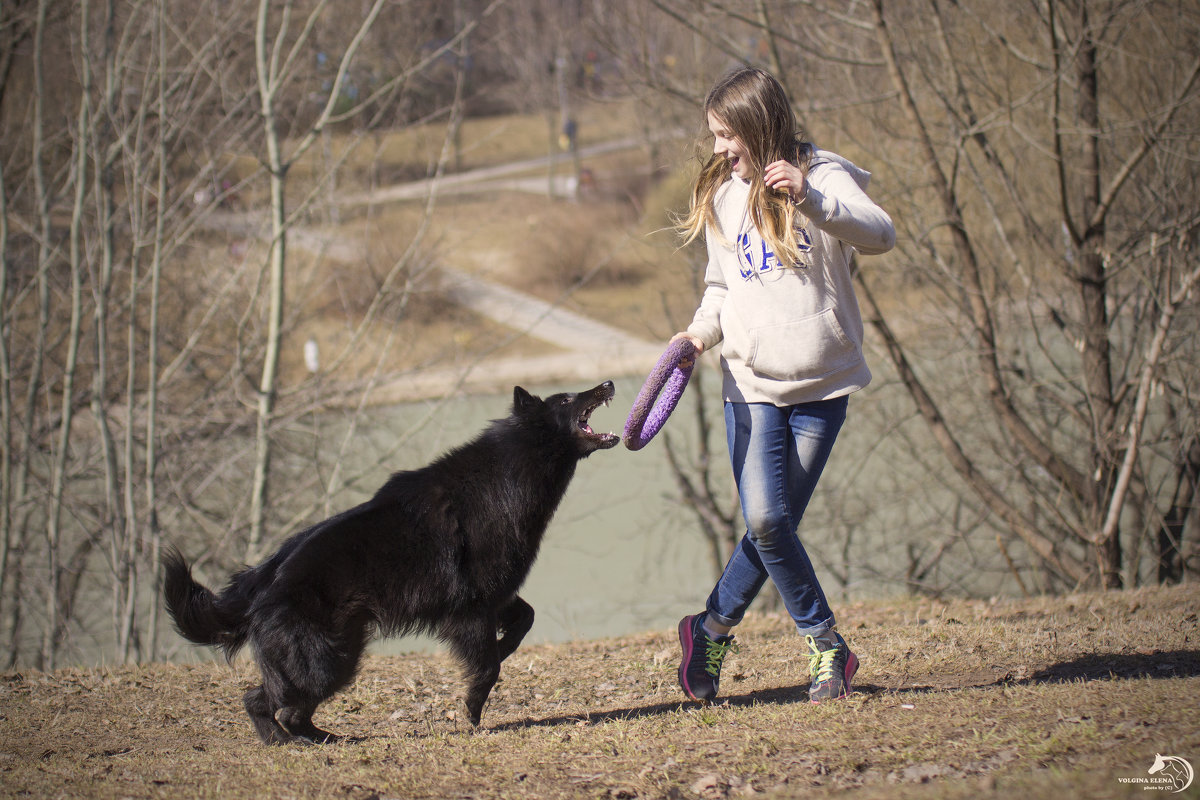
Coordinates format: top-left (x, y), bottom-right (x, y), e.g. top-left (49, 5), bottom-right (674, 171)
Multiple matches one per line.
top-left (677, 613), bottom-right (738, 702)
top-left (805, 630), bottom-right (858, 703)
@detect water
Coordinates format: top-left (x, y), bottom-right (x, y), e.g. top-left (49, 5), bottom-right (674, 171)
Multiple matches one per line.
top-left (298, 362), bottom-right (978, 657)
top-left (71, 353), bottom-right (1016, 670)
top-left (137, 350), bottom-right (1014, 670)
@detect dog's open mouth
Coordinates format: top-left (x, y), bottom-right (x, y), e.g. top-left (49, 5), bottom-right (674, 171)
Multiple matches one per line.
top-left (578, 385), bottom-right (620, 449)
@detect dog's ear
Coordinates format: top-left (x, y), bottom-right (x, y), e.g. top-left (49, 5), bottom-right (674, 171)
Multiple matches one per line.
top-left (512, 386), bottom-right (538, 412)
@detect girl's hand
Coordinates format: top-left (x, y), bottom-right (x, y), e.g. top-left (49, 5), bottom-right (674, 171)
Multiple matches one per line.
top-left (669, 332), bottom-right (704, 365)
top-left (764, 160), bottom-right (807, 203)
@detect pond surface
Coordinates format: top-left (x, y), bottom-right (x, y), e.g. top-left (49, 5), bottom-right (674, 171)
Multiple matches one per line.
top-left (163, 358), bottom-right (985, 667)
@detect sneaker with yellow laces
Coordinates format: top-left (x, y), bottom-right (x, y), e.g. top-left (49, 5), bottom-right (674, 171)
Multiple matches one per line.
top-left (805, 630), bottom-right (858, 703)
top-left (678, 613), bottom-right (739, 702)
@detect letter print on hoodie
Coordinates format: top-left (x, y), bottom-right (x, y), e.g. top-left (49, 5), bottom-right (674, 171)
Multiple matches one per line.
top-left (737, 224), bottom-right (813, 280)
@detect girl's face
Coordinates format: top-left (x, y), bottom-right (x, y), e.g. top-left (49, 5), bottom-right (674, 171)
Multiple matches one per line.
top-left (708, 111), bottom-right (753, 181)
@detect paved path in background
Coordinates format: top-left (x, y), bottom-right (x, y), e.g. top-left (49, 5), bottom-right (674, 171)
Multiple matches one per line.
top-left (396, 265), bottom-right (661, 404)
top-left (201, 141), bottom-right (666, 401)
top-left (338, 136), bottom-right (644, 207)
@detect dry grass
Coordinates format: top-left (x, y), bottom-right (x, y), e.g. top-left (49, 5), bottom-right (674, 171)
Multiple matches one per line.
top-left (3, 584), bottom-right (1197, 799)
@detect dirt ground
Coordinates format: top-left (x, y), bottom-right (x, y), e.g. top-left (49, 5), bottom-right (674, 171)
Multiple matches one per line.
top-left (3, 583), bottom-right (1197, 799)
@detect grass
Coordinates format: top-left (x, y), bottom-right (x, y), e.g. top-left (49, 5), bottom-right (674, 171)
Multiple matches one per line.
top-left (3, 583), bottom-right (1197, 799)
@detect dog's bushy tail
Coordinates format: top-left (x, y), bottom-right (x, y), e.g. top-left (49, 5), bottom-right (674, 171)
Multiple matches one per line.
top-left (162, 545), bottom-right (251, 660)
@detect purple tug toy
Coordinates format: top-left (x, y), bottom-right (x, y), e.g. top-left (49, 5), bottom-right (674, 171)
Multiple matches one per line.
top-left (623, 338), bottom-right (696, 451)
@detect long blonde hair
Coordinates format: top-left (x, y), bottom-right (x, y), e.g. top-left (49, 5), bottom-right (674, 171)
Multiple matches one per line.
top-left (679, 67), bottom-right (813, 267)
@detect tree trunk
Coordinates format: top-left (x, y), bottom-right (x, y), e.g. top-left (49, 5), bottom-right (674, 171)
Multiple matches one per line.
top-left (247, 0), bottom-right (288, 563)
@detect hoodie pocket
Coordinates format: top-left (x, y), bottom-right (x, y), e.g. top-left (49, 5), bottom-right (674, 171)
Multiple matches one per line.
top-left (746, 308), bottom-right (859, 381)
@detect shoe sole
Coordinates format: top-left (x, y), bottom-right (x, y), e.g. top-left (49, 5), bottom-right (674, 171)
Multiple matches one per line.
top-left (677, 615), bottom-right (701, 701)
top-left (810, 650), bottom-right (859, 704)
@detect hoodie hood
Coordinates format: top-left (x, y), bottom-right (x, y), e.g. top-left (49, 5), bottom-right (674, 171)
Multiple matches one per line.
top-left (811, 148), bottom-right (871, 190)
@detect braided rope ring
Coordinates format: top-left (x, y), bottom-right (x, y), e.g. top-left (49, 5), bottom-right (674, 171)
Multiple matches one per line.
top-left (623, 338), bottom-right (696, 451)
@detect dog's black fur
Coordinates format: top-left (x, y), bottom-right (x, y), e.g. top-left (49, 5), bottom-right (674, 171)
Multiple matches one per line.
top-left (163, 382), bottom-right (618, 745)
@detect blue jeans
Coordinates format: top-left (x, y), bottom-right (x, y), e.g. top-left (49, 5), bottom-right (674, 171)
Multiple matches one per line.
top-left (705, 396), bottom-right (847, 637)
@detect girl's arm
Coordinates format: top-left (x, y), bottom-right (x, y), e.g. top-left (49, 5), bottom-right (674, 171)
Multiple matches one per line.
top-left (683, 233), bottom-right (728, 350)
top-left (795, 161), bottom-right (895, 255)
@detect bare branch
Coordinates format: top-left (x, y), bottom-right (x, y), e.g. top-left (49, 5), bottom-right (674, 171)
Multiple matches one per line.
top-left (1085, 55), bottom-right (1200, 238)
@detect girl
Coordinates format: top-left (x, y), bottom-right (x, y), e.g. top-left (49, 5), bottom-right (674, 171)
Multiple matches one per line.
top-left (672, 67), bottom-right (894, 704)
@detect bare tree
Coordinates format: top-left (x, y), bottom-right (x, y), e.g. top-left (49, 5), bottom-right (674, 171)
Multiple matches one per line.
top-left (662, 367), bottom-right (741, 573)
top-left (859, 0), bottom-right (1200, 589)
top-left (491, 0), bottom-right (595, 198)
top-left (243, 0), bottom-right (503, 561)
top-left (245, 0), bottom-right (392, 561)
top-left (0, 0), bottom-right (506, 667)
top-left (631, 0), bottom-right (1199, 593)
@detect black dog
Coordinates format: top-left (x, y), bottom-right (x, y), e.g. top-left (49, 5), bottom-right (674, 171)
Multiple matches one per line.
top-left (163, 382), bottom-right (618, 744)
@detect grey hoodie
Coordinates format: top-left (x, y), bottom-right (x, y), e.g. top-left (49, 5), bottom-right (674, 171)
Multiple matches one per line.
top-left (686, 150), bottom-right (895, 406)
